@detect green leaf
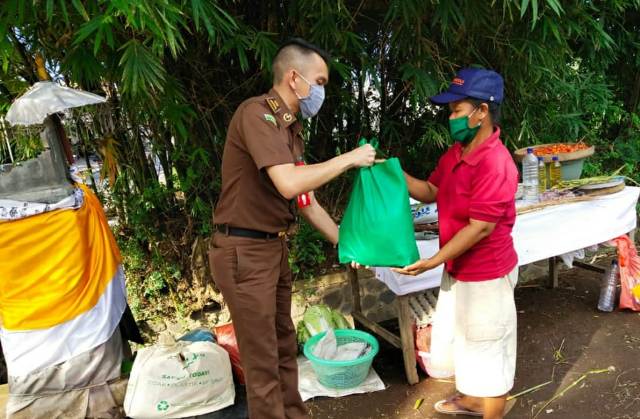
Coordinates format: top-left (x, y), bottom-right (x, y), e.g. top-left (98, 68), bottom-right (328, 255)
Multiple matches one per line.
top-left (520, 0), bottom-right (530, 18)
top-left (549, 20), bottom-right (562, 43)
top-left (236, 45), bottom-right (248, 72)
top-left (331, 59), bottom-right (351, 80)
top-left (46, 0), bottom-right (54, 23)
top-left (74, 15), bottom-right (114, 49)
top-left (251, 31), bottom-right (277, 71)
top-left (61, 47), bottom-right (104, 86)
top-left (71, 0), bottom-right (90, 21)
top-left (190, 0), bottom-right (237, 41)
top-left (118, 39), bottom-right (166, 97)
top-left (18, 0), bottom-right (26, 25)
top-left (545, 0), bottom-right (564, 16)
top-left (59, 0), bottom-right (70, 26)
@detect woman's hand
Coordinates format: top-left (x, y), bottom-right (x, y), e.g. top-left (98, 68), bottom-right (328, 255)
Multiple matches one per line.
top-left (350, 261), bottom-right (369, 269)
top-left (392, 258), bottom-right (440, 276)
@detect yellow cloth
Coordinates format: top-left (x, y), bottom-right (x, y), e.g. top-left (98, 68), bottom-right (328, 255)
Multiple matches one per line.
top-left (0, 185), bottom-right (121, 330)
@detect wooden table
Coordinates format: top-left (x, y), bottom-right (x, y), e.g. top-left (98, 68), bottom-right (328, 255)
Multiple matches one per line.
top-left (348, 266), bottom-right (420, 384)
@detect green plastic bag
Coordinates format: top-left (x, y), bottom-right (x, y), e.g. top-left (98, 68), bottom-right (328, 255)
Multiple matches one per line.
top-left (338, 138), bottom-right (420, 267)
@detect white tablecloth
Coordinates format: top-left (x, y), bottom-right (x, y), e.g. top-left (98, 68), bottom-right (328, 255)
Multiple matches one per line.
top-left (375, 186), bottom-right (640, 295)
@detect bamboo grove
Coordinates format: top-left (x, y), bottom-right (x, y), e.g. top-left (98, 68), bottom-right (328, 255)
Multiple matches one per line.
top-left (1, 0), bottom-right (639, 317)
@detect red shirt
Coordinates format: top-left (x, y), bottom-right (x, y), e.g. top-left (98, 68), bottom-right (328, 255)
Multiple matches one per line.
top-left (428, 127), bottom-right (518, 281)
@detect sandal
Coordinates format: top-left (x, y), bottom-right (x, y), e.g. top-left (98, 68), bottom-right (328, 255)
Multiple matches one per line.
top-left (434, 395), bottom-right (483, 417)
top-left (434, 396), bottom-right (517, 417)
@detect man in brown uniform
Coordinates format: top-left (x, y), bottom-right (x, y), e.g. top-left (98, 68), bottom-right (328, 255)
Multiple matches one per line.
top-left (209, 38), bottom-right (376, 419)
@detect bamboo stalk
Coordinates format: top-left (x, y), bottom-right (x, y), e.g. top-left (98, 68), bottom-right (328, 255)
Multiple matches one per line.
top-left (0, 117), bottom-right (15, 164)
top-left (533, 367), bottom-right (614, 418)
top-left (507, 380), bottom-right (552, 401)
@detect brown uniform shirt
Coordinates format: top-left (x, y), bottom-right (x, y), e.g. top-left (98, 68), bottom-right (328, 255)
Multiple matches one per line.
top-left (213, 88), bottom-right (305, 233)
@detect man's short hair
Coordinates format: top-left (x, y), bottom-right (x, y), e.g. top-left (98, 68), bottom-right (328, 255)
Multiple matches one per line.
top-left (272, 38), bottom-right (330, 84)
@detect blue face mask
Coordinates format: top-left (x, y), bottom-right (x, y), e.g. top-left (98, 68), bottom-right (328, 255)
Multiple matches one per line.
top-left (295, 72), bottom-right (325, 119)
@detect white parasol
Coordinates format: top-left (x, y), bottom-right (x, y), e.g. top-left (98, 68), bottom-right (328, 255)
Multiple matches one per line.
top-left (5, 81), bottom-right (106, 127)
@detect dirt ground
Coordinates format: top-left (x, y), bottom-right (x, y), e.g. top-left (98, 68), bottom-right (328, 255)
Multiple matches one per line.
top-left (304, 266), bottom-right (640, 419)
top-left (4, 258), bottom-right (638, 419)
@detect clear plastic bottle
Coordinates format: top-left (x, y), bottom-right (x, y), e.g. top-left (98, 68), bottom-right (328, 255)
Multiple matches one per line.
top-left (598, 260), bottom-right (619, 312)
top-left (522, 148), bottom-right (539, 204)
top-left (549, 156), bottom-right (562, 188)
top-left (537, 156), bottom-right (547, 195)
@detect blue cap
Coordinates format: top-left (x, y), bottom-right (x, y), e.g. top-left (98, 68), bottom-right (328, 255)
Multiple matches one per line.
top-left (430, 68), bottom-right (504, 105)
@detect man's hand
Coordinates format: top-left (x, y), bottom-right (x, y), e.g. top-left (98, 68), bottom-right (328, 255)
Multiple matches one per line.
top-left (347, 144), bottom-right (376, 168)
top-left (266, 144), bottom-right (376, 200)
top-left (392, 258), bottom-right (440, 276)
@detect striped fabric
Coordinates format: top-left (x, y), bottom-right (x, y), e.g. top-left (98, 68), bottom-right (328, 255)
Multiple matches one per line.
top-left (0, 185), bottom-right (126, 377)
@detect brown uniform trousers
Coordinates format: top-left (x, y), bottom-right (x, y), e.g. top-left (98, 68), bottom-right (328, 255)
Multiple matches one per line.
top-left (209, 232), bottom-right (309, 419)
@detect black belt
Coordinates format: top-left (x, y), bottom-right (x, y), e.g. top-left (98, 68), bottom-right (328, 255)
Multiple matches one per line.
top-left (216, 225), bottom-right (285, 240)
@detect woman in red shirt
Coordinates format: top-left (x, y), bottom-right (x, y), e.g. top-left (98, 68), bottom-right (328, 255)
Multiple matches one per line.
top-left (395, 68), bottom-right (519, 419)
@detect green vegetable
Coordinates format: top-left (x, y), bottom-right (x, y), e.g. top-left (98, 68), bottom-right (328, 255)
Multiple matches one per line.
top-left (303, 305), bottom-right (335, 336)
top-left (554, 166), bottom-right (638, 190)
top-left (331, 310), bottom-right (351, 330)
top-left (296, 305), bottom-right (356, 352)
top-left (555, 175), bottom-right (620, 190)
top-left (296, 319), bottom-right (311, 347)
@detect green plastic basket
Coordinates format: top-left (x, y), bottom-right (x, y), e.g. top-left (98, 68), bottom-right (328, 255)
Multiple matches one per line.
top-left (303, 329), bottom-right (379, 389)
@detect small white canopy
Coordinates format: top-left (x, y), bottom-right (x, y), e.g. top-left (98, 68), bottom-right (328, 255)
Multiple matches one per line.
top-left (5, 81), bottom-right (106, 126)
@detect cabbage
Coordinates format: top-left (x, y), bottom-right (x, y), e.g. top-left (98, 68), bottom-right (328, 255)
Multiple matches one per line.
top-left (303, 304), bottom-right (334, 336)
top-left (296, 319), bottom-right (311, 347)
top-left (302, 305), bottom-right (353, 340)
top-left (331, 310), bottom-right (351, 330)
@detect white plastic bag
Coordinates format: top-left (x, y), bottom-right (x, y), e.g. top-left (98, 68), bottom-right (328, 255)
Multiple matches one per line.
top-left (312, 329), bottom-right (370, 361)
top-left (124, 338), bottom-right (235, 418)
top-left (429, 288), bottom-right (455, 377)
top-left (560, 248), bottom-right (585, 269)
top-left (313, 328), bottom-right (338, 360)
top-left (332, 342), bottom-right (369, 361)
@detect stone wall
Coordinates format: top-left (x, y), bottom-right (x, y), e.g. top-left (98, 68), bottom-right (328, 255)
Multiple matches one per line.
top-left (291, 269), bottom-right (399, 324)
top-left (0, 118), bottom-right (74, 203)
top-left (144, 268), bottom-right (401, 340)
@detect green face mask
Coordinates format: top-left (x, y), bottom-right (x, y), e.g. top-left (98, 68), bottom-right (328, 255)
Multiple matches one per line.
top-left (448, 108), bottom-right (481, 144)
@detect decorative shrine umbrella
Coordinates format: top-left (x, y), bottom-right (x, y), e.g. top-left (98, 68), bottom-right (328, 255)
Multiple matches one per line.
top-left (6, 81), bottom-right (106, 127)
